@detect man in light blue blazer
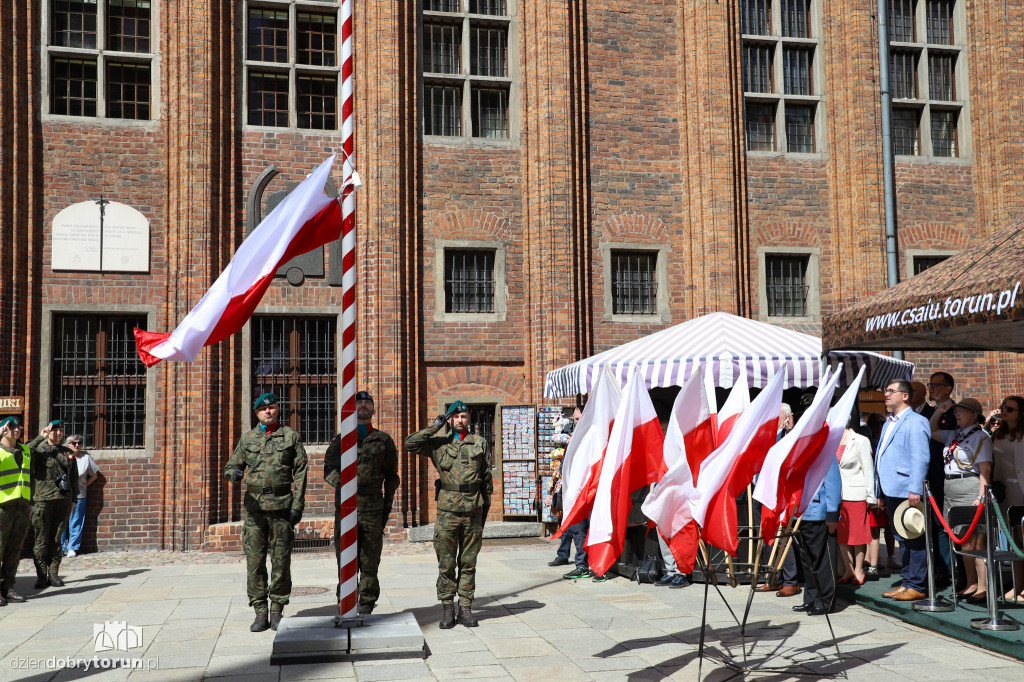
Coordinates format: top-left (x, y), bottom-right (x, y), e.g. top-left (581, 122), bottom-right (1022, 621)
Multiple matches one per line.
top-left (875, 379), bottom-right (931, 600)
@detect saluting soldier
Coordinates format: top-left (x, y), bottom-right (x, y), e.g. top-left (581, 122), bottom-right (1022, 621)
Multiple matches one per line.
top-left (324, 390), bottom-right (400, 615)
top-left (0, 416), bottom-right (32, 606)
top-left (28, 419), bottom-right (78, 589)
top-left (406, 400), bottom-right (492, 629)
top-left (225, 393), bottom-right (308, 632)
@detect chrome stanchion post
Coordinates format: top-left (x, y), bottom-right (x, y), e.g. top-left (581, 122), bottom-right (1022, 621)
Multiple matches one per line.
top-left (971, 487), bottom-right (1019, 631)
top-left (914, 481), bottom-right (953, 612)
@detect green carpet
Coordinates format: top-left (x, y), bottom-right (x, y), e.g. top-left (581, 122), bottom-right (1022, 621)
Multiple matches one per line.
top-left (839, 579), bottom-right (1024, 660)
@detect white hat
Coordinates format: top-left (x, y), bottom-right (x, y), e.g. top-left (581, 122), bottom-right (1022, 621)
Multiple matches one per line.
top-left (893, 499), bottom-right (926, 540)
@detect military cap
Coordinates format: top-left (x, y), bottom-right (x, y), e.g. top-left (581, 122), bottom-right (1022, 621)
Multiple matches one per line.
top-left (253, 392), bottom-right (279, 410)
top-left (448, 400), bottom-right (469, 414)
top-left (355, 390), bottom-right (374, 404)
top-left (0, 416), bottom-right (22, 429)
top-left (49, 419), bottom-right (65, 428)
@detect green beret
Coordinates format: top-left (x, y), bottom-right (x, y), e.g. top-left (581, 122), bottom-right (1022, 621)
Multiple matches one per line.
top-left (0, 416), bottom-right (22, 429)
top-left (49, 419), bottom-right (65, 428)
top-left (449, 400), bottom-right (469, 414)
top-left (253, 392), bottom-right (279, 410)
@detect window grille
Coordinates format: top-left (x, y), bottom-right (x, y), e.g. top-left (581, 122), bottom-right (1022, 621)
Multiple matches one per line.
top-left (471, 27), bottom-right (508, 77)
top-left (52, 58), bottom-right (99, 116)
top-left (248, 8), bottom-right (289, 62)
top-left (931, 110), bottom-right (957, 157)
top-left (106, 62), bottom-right (150, 119)
top-left (425, 84), bottom-right (462, 136)
top-left (765, 255), bottom-right (809, 317)
top-left (444, 250), bottom-right (496, 313)
top-left (745, 102), bottom-right (775, 152)
top-left (783, 47), bottom-right (812, 95)
top-left (251, 317), bottom-right (337, 445)
top-left (611, 251), bottom-right (659, 316)
top-left (297, 12), bottom-right (337, 67)
top-left (107, 0), bottom-right (151, 52)
top-left (741, 0), bottom-right (770, 35)
top-left (248, 72), bottom-right (289, 127)
top-left (53, 0), bottom-right (98, 49)
top-left (424, 23), bottom-right (461, 74)
top-left (889, 0), bottom-right (915, 42)
top-left (913, 254), bottom-right (951, 275)
top-left (781, 0), bottom-right (810, 38)
top-left (51, 315), bottom-right (147, 449)
top-left (926, 0), bottom-right (954, 45)
top-left (297, 75), bottom-right (338, 130)
top-left (890, 50), bottom-right (917, 99)
top-left (742, 44), bottom-right (773, 93)
top-left (928, 53), bottom-right (955, 101)
top-left (470, 0), bottom-right (506, 15)
top-left (785, 105), bottom-right (814, 153)
top-left (893, 107), bottom-right (920, 155)
top-left (471, 88), bottom-right (508, 138)
top-left (426, 0), bottom-right (459, 12)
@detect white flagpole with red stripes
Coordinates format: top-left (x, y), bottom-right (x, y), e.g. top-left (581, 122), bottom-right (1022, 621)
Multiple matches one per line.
top-left (337, 0), bottom-right (358, 620)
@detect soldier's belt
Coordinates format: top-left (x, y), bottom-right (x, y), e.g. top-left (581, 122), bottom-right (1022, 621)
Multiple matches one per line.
top-left (356, 484), bottom-right (383, 496)
top-left (438, 482), bottom-right (480, 494)
top-left (247, 485), bottom-right (292, 496)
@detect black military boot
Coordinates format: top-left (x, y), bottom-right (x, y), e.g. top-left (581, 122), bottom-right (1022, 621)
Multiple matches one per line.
top-left (439, 602), bottom-right (456, 629)
top-left (34, 572), bottom-right (48, 590)
top-left (269, 610), bottom-right (283, 631)
top-left (4, 589), bottom-right (26, 603)
top-left (357, 603), bottom-right (374, 616)
top-left (456, 603), bottom-right (479, 628)
top-left (47, 571), bottom-right (65, 587)
top-left (250, 612), bottom-right (270, 632)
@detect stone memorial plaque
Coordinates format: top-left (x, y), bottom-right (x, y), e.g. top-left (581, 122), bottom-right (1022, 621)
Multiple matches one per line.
top-left (51, 200), bottom-right (150, 272)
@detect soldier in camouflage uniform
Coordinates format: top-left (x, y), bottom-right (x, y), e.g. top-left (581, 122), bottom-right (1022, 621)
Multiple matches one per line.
top-left (324, 390), bottom-right (400, 615)
top-left (225, 393), bottom-right (307, 633)
top-left (0, 417), bottom-right (32, 606)
top-left (406, 400), bottom-right (492, 629)
top-left (29, 419), bottom-right (78, 589)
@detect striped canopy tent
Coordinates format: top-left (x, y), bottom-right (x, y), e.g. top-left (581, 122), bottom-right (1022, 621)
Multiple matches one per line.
top-left (544, 312), bottom-right (913, 398)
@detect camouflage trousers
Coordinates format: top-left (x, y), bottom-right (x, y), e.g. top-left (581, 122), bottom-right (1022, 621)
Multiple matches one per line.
top-left (243, 496), bottom-right (294, 613)
top-left (433, 508), bottom-right (483, 607)
top-left (335, 497), bottom-right (386, 609)
top-left (0, 499), bottom-right (31, 592)
top-left (32, 498), bottom-right (72, 577)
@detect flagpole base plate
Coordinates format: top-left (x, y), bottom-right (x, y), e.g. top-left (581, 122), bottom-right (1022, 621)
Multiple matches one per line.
top-left (970, 616), bottom-right (1020, 631)
top-left (912, 597), bottom-right (954, 612)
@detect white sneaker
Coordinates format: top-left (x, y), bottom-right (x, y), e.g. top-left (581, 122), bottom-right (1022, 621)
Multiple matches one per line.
top-left (66, 550), bottom-right (77, 557)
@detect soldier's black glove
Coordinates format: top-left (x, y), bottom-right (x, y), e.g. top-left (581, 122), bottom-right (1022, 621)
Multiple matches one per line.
top-left (431, 414), bottom-right (447, 428)
top-left (289, 509), bottom-right (302, 526)
top-left (230, 469), bottom-right (244, 483)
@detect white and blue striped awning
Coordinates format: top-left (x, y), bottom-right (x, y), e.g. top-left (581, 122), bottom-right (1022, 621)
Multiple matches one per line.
top-left (544, 312), bottom-right (914, 398)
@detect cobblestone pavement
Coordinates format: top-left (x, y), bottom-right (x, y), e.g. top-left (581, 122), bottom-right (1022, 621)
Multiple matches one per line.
top-left (2, 538), bottom-right (1022, 681)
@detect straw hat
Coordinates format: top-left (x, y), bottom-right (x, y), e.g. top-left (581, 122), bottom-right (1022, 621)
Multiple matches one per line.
top-left (893, 499), bottom-right (926, 540)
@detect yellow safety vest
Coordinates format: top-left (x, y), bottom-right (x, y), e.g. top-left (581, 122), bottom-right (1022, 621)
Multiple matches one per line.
top-left (0, 444), bottom-right (31, 504)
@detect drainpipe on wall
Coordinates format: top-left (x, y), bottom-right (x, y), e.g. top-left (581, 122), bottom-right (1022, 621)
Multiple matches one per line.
top-left (877, 0), bottom-right (904, 361)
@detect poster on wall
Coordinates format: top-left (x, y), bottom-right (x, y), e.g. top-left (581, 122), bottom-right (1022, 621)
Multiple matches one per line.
top-left (500, 405), bottom-right (537, 517)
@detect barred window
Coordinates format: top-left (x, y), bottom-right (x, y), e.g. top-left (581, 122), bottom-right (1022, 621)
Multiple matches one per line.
top-left (47, 0), bottom-right (154, 120)
top-left (245, 1), bottom-right (340, 130)
top-left (444, 249), bottom-right (495, 314)
top-left (611, 251), bottom-right (658, 316)
top-left (422, 1), bottom-right (514, 139)
top-left (765, 255), bottom-right (809, 317)
top-left (741, 0), bottom-right (822, 154)
top-left (887, 0), bottom-right (969, 157)
top-left (913, 254), bottom-right (951, 275)
top-left (251, 317), bottom-right (337, 445)
top-left (51, 315), bottom-right (147, 449)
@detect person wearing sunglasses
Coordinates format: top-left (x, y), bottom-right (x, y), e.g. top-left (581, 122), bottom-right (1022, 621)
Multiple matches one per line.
top-left (991, 396), bottom-right (1024, 602)
top-left (61, 435), bottom-right (100, 558)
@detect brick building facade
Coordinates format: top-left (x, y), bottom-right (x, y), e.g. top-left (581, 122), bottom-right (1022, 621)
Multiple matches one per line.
top-left (2, 1), bottom-right (1023, 551)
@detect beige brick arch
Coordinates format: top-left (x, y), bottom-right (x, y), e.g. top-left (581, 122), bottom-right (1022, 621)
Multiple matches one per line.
top-left (601, 213), bottom-right (668, 244)
top-left (899, 222), bottom-right (972, 251)
top-left (426, 366), bottom-right (526, 402)
top-left (752, 221), bottom-right (823, 249)
top-left (427, 209), bottom-right (512, 243)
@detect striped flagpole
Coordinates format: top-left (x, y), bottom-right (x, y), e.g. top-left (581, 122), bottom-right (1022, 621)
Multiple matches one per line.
top-left (337, 0), bottom-right (358, 620)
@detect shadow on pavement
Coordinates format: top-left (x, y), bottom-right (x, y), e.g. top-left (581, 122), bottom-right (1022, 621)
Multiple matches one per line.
top-left (21, 582), bottom-right (118, 600)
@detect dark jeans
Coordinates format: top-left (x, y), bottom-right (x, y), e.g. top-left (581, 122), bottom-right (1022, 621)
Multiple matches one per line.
top-left (555, 531), bottom-right (573, 561)
top-left (885, 494), bottom-right (928, 592)
top-left (568, 519), bottom-right (589, 569)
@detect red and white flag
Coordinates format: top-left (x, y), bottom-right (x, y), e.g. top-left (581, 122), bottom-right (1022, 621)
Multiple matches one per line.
top-left (585, 371), bottom-right (666, 576)
top-left (690, 369), bottom-right (784, 556)
top-left (556, 366), bottom-right (621, 536)
top-left (641, 370), bottom-right (714, 572)
top-left (713, 370), bottom-right (749, 447)
top-left (134, 156), bottom-right (358, 366)
top-left (753, 367), bottom-right (840, 542)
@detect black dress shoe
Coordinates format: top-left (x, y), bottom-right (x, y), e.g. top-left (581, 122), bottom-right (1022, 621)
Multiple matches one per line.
top-left (548, 558), bottom-right (571, 567)
top-left (792, 603), bottom-right (810, 612)
top-left (670, 575), bottom-right (690, 589)
top-left (655, 574), bottom-right (675, 587)
top-left (807, 605), bottom-right (828, 616)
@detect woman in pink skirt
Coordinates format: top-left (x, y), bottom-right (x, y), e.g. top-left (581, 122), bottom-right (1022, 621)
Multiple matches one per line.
top-left (836, 411), bottom-right (875, 585)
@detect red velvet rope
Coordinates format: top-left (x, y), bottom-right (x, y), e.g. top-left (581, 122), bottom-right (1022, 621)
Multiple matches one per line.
top-left (927, 492), bottom-right (985, 545)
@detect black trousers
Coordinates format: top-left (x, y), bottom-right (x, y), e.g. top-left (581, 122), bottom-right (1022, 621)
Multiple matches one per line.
top-left (797, 520), bottom-right (838, 611)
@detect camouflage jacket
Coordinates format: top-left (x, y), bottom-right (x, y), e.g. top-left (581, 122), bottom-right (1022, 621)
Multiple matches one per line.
top-left (225, 425), bottom-right (307, 512)
top-left (406, 423), bottom-right (492, 513)
top-left (28, 434), bottom-right (79, 503)
top-left (324, 427), bottom-right (400, 510)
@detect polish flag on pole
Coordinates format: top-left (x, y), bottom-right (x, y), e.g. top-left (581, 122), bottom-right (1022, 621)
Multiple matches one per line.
top-left (134, 156), bottom-right (360, 367)
top-left (641, 369), bottom-right (714, 572)
top-left (753, 367), bottom-right (840, 542)
top-left (690, 369), bottom-right (785, 556)
top-left (585, 371), bottom-right (667, 576)
top-left (556, 366), bottom-right (621, 536)
top-left (713, 370), bottom-right (750, 447)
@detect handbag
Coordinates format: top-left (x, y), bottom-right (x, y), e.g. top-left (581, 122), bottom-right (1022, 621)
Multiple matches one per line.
top-left (635, 553), bottom-right (662, 584)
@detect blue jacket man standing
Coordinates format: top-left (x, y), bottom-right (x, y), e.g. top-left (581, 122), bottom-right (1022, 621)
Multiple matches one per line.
top-left (793, 456), bottom-right (842, 615)
top-left (875, 379), bottom-right (931, 601)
